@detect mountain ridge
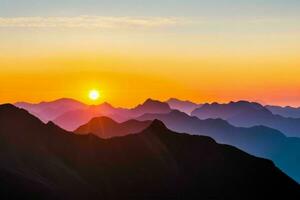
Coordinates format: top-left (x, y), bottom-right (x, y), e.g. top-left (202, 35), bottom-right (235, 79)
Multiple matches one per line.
top-left (191, 100), bottom-right (300, 137)
top-left (52, 98), bottom-right (171, 131)
top-left (1, 104), bottom-right (299, 199)
top-left (266, 105), bottom-right (300, 118)
top-left (137, 109), bottom-right (300, 183)
top-left (75, 116), bottom-right (152, 138)
top-left (166, 98), bottom-right (202, 114)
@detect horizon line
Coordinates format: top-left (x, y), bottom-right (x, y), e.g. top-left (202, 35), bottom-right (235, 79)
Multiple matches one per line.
top-left (9, 97), bottom-right (300, 109)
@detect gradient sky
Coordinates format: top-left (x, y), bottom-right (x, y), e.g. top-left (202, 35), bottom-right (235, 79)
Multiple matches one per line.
top-left (1, 0), bottom-right (300, 107)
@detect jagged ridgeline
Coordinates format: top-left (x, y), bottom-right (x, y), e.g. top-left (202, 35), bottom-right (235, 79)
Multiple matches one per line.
top-left (0, 104), bottom-right (299, 199)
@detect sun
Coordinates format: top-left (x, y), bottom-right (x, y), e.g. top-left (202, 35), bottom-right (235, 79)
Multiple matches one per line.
top-left (89, 89), bottom-right (100, 101)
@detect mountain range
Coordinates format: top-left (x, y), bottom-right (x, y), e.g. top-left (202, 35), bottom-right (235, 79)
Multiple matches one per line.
top-left (0, 104), bottom-right (299, 199)
top-left (16, 98), bottom-right (171, 131)
top-left (137, 110), bottom-right (300, 183)
top-left (15, 98), bottom-right (87, 123)
top-left (266, 105), bottom-right (300, 118)
top-left (166, 98), bottom-right (202, 114)
top-left (17, 98), bottom-right (300, 137)
top-left (191, 101), bottom-right (300, 137)
top-left (12, 98), bottom-right (300, 183)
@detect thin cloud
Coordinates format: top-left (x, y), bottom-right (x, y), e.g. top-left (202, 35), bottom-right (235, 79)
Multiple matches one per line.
top-left (0, 16), bottom-right (185, 29)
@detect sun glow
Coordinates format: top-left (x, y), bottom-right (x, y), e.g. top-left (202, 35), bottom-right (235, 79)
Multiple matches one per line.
top-left (89, 89), bottom-right (100, 101)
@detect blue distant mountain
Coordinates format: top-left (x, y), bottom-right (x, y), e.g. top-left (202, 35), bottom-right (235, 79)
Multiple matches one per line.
top-left (138, 110), bottom-right (300, 183)
top-left (191, 101), bottom-right (300, 137)
top-left (266, 105), bottom-right (300, 118)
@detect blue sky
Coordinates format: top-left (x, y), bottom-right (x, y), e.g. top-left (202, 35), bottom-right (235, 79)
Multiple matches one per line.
top-left (1, 0), bottom-right (300, 17)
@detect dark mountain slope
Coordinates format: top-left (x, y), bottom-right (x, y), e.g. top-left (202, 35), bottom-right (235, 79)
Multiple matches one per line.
top-left (0, 104), bottom-right (299, 199)
top-left (138, 110), bottom-right (300, 183)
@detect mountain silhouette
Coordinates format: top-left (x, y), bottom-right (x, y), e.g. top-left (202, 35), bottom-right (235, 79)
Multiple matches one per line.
top-left (132, 98), bottom-right (171, 116)
top-left (15, 98), bottom-right (87, 123)
top-left (0, 104), bottom-right (299, 199)
top-left (138, 110), bottom-right (300, 183)
top-left (75, 116), bottom-right (152, 138)
top-left (191, 101), bottom-right (300, 137)
top-left (266, 105), bottom-right (300, 118)
top-left (52, 102), bottom-right (129, 131)
top-left (191, 101), bottom-right (272, 120)
top-left (53, 98), bottom-right (171, 131)
top-left (166, 98), bottom-right (202, 114)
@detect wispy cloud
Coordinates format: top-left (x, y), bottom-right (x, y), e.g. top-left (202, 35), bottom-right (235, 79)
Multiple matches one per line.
top-left (0, 16), bottom-right (185, 29)
top-left (0, 16), bottom-right (296, 33)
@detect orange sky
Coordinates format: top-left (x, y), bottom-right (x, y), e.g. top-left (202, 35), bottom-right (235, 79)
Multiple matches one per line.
top-left (1, 45), bottom-right (300, 107)
top-left (1, 11), bottom-right (300, 107)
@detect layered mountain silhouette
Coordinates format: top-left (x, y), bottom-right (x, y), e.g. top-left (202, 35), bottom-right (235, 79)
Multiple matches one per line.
top-left (266, 105), bottom-right (300, 118)
top-left (75, 116), bottom-right (152, 138)
top-left (191, 101), bottom-right (300, 137)
top-left (166, 98), bottom-right (202, 114)
top-left (52, 98), bottom-right (172, 131)
top-left (52, 102), bottom-right (128, 131)
top-left (0, 104), bottom-right (299, 199)
top-left (132, 98), bottom-right (171, 116)
top-left (15, 98), bottom-right (87, 123)
top-left (138, 110), bottom-right (300, 183)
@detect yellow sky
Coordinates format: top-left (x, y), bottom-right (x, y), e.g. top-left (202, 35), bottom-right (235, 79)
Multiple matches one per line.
top-left (1, 18), bottom-right (300, 107)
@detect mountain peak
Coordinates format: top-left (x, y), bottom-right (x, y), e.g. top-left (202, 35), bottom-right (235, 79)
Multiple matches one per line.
top-left (0, 103), bottom-right (53, 135)
top-left (167, 98), bottom-right (189, 103)
top-left (89, 102), bottom-right (114, 110)
top-left (167, 98), bottom-right (197, 104)
top-left (89, 116), bottom-right (118, 125)
top-left (38, 98), bottom-right (85, 105)
top-left (167, 98), bottom-right (202, 114)
top-left (143, 98), bottom-right (166, 105)
top-left (167, 97), bottom-right (179, 102)
top-left (146, 119), bottom-right (168, 131)
top-left (170, 109), bottom-right (188, 115)
top-left (0, 104), bottom-right (33, 118)
top-left (133, 99), bottom-right (171, 114)
top-left (52, 97), bottom-right (81, 102)
top-left (195, 100), bottom-right (269, 114)
top-left (0, 103), bottom-right (17, 111)
top-left (228, 100), bottom-right (262, 107)
top-left (98, 102), bottom-right (113, 108)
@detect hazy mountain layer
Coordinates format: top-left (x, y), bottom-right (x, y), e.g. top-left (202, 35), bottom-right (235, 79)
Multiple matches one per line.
top-left (191, 101), bottom-right (300, 137)
top-left (138, 110), bottom-right (300, 183)
top-left (1, 104), bottom-right (299, 199)
top-left (75, 116), bottom-right (151, 138)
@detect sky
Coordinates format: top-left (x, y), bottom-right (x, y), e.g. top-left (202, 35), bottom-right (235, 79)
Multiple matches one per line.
top-left (1, 0), bottom-right (300, 107)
